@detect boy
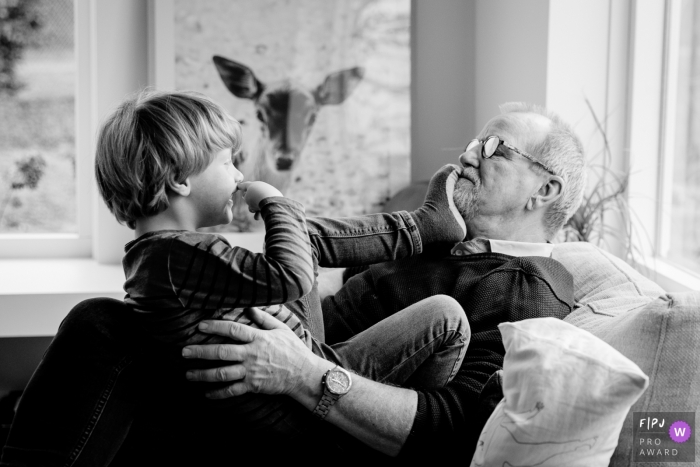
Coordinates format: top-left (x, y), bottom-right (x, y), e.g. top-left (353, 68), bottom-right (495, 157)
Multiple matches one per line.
top-left (94, 89), bottom-right (469, 434)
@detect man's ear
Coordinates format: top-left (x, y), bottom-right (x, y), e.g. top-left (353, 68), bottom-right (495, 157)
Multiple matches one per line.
top-left (527, 175), bottom-right (564, 210)
top-left (169, 177), bottom-right (192, 197)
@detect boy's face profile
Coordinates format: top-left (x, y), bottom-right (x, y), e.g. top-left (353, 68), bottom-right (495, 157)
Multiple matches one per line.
top-left (186, 147), bottom-right (244, 228)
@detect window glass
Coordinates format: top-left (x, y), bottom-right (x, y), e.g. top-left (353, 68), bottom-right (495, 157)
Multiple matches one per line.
top-left (667, 0), bottom-right (700, 273)
top-left (0, 0), bottom-right (75, 233)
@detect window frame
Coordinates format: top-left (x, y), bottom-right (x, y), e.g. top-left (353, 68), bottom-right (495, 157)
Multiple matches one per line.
top-left (627, 0), bottom-right (700, 291)
top-left (0, 0), bottom-right (92, 259)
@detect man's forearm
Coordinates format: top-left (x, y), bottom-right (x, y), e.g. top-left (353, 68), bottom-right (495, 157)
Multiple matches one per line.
top-left (293, 354), bottom-right (417, 457)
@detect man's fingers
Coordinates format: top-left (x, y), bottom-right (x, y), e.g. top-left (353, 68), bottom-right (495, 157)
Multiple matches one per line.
top-left (205, 382), bottom-right (251, 399)
top-left (244, 306), bottom-right (290, 331)
top-left (197, 320), bottom-right (258, 343)
top-left (182, 343), bottom-right (246, 361)
top-left (185, 364), bottom-right (246, 383)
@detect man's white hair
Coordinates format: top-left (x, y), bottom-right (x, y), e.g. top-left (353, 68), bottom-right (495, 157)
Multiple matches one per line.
top-left (499, 102), bottom-right (586, 239)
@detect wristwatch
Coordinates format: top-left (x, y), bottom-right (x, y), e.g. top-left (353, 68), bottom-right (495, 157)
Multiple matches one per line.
top-left (312, 365), bottom-right (352, 419)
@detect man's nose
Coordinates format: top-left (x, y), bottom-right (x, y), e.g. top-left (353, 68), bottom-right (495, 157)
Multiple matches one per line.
top-left (459, 146), bottom-right (480, 168)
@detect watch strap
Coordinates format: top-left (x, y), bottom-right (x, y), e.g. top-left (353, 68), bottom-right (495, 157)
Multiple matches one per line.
top-left (312, 389), bottom-right (340, 419)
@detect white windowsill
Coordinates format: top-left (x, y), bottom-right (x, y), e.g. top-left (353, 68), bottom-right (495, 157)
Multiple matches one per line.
top-left (637, 257), bottom-right (700, 293)
top-left (0, 258), bottom-right (125, 338)
top-left (0, 233), bottom-right (265, 338)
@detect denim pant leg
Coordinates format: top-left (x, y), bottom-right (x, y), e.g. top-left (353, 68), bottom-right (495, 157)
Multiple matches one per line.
top-left (317, 295), bottom-right (470, 389)
top-left (0, 298), bottom-right (146, 467)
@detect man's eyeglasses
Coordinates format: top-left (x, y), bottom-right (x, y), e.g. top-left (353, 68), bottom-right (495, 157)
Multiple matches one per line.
top-left (465, 136), bottom-right (556, 175)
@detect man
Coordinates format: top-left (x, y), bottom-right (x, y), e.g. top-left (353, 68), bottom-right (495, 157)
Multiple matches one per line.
top-left (182, 102), bottom-right (586, 460)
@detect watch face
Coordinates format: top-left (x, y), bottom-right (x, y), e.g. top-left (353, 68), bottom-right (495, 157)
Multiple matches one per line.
top-left (326, 368), bottom-right (351, 395)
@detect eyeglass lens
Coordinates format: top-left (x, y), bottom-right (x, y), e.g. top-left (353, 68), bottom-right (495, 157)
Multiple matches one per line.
top-left (466, 139), bottom-right (480, 153)
top-left (465, 137), bottom-right (501, 158)
top-left (483, 137), bottom-right (500, 158)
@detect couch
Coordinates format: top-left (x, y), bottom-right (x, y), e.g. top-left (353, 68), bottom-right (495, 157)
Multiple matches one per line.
top-left (551, 241), bottom-right (699, 465)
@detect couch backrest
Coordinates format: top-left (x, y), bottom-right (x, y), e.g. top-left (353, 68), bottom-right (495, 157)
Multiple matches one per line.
top-left (552, 242), bottom-right (699, 465)
top-left (552, 241), bottom-right (665, 334)
top-left (593, 293), bottom-right (699, 465)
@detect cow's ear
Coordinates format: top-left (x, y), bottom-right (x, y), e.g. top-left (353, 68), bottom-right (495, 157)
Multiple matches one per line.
top-left (314, 66), bottom-right (364, 105)
top-left (213, 55), bottom-right (265, 100)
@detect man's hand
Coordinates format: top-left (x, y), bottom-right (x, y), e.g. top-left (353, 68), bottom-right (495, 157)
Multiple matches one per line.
top-left (184, 308), bottom-right (416, 457)
top-left (182, 307), bottom-right (315, 399)
top-left (410, 164), bottom-right (467, 244)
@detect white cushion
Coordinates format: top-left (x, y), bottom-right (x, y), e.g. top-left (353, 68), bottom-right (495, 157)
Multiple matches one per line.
top-left (470, 318), bottom-right (649, 467)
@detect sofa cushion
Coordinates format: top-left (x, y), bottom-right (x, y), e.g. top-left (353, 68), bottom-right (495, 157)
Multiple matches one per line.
top-left (470, 318), bottom-right (649, 467)
top-left (552, 242), bottom-right (665, 334)
top-left (585, 292), bottom-right (700, 465)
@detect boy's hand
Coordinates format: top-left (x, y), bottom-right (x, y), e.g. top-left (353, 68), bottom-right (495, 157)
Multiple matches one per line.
top-left (238, 181), bottom-right (283, 219)
top-left (409, 164), bottom-right (467, 245)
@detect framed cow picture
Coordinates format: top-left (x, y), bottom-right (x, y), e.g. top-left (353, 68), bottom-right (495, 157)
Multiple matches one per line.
top-left (149, 0), bottom-right (411, 235)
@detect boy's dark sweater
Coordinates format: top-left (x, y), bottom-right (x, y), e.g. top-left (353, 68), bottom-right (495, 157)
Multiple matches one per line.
top-left (321, 247), bottom-right (574, 461)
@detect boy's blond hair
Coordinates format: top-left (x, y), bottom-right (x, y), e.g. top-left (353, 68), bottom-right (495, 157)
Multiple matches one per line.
top-left (95, 89), bottom-right (242, 229)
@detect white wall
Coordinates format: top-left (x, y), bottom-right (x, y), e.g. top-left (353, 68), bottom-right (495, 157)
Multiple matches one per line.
top-left (474, 0), bottom-right (549, 131)
top-left (412, 0), bottom-right (631, 190)
top-left (411, 0), bottom-right (476, 181)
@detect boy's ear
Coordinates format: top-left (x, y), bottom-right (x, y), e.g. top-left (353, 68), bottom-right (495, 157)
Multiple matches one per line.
top-left (527, 175), bottom-right (564, 210)
top-left (169, 177), bottom-right (192, 197)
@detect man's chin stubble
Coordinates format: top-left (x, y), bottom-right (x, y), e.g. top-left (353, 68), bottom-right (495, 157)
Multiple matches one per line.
top-left (454, 181), bottom-right (480, 222)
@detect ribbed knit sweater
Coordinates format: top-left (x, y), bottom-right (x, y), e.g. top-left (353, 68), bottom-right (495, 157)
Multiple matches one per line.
top-left (122, 198), bottom-right (314, 347)
top-left (322, 247), bottom-right (574, 460)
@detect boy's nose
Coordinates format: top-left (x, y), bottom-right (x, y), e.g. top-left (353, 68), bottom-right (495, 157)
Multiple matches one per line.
top-left (234, 168), bottom-right (244, 182)
top-left (459, 145), bottom-right (480, 168)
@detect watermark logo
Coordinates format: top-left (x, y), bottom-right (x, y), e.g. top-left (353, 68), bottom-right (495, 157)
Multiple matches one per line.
top-left (634, 412), bottom-right (695, 463)
top-left (669, 420), bottom-right (692, 444)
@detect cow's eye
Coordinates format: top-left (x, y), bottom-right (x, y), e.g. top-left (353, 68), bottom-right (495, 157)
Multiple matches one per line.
top-left (308, 114), bottom-right (317, 125)
top-left (256, 110), bottom-right (266, 123)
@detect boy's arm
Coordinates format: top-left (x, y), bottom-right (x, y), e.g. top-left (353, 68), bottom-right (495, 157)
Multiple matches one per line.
top-left (307, 211), bottom-right (420, 268)
top-left (168, 197), bottom-right (314, 309)
top-left (308, 164), bottom-right (466, 268)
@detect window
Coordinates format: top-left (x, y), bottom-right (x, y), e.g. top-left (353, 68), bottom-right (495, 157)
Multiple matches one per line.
top-left (627, 0), bottom-right (700, 290)
top-left (662, 0), bottom-right (700, 274)
top-left (0, 0), bottom-right (91, 258)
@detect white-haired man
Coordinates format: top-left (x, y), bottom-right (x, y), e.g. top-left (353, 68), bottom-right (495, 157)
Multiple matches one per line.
top-left (183, 103), bottom-right (587, 461)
